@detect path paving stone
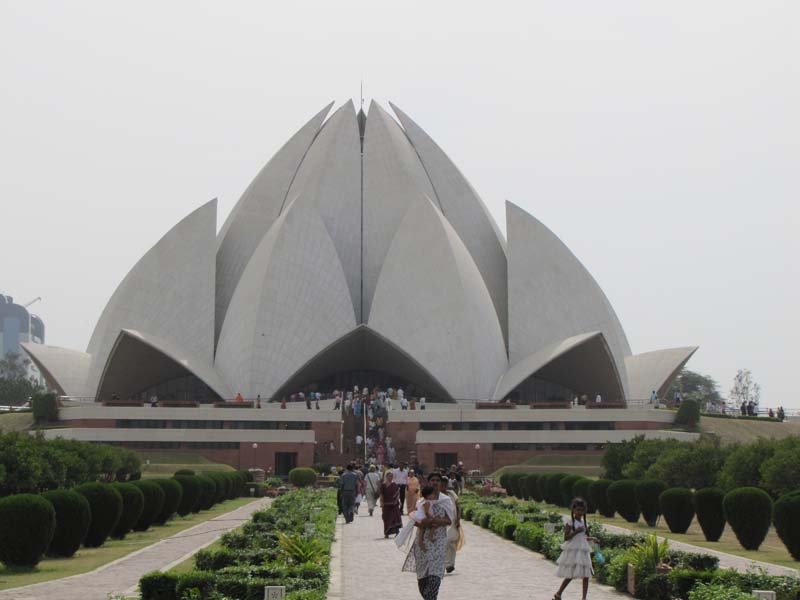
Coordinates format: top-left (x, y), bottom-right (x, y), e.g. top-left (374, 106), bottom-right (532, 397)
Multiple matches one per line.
top-left (341, 505), bottom-right (627, 600)
top-left (0, 497), bottom-right (271, 600)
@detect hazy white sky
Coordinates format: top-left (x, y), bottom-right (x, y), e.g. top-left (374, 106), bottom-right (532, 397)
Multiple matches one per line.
top-left (2, 2), bottom-right (798, 406)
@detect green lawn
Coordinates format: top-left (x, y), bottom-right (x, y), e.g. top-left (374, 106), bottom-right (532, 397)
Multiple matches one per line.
top-left (700, 416), bottom-right (800, 445)
top-left (492, 454), bottom-right (604, 479)
top-left (532, 500), bottom-right (798, 572)
top-left (136, 451), bottom-right (237, 478)
top-left (0, 497), bottom-right (255, 591)
top-left (0, 411), bottom-right (33, 432)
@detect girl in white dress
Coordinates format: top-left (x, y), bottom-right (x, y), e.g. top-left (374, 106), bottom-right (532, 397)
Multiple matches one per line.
top-left (553, 498), bottom-right (596, 600)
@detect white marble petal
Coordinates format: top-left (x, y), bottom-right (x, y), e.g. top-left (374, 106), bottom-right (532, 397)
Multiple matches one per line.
top-left (21, 343), bottom-right (91, 398)
top-left (506, 201), bottom-right (631, 397)
top-left (215, 195), bottom-right (358, 398)
top-left (85, 199), bottom-right (217, 399)
top-left (626, 346), bottom-right (699, 400)
top-left (368, 194), bottom-right (507, 400)
top-left (391, 102), bottom-right (509, 345)
top-left (215, 102), bottom-right (333, 341)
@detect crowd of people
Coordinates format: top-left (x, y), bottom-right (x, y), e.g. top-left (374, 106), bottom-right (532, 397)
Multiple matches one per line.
top-left (334, 462), bottom-right (465, 600)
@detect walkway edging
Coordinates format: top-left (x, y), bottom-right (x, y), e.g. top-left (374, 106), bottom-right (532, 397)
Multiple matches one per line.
top-left (326, 516), bottom-right (345, 600)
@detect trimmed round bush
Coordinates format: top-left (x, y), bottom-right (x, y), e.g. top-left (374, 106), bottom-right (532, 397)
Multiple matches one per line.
top-left (131, 479), bottom-right (165, 531)
top-left (215, 473), bottom-right (233, 500)
top-left (507, 473), bottom-right (526, 498)
top-left (41, 489), bottom-right (91, 557)
top-left (693, 487), bottom-right (726, 542)
top-left (523, 474), bottom-right (541, 502)
top-left (773, 491), bottom-right (800, 560)
top-left (572, 478), bottom-right (595, 514)
top-left (288, 467), bottom-right (317, 488)
top-left (589, 479), bottom-right (615, 517)
top-left (0, 494), bottom-right (56, 566)
top-left (196, 475), bottom-right (217, 511)
top-left (607, 479), bottom-right (640, 522)
top-left (498, 472), bottom-right (510, 492)
top-left (111, 482), bottom-right (145, 539)
top-left (204, 472), bottom-right (226, 504)
top-left (723, 487), bottom-right (773, 550)
top-left (660, 488), bottom-right (695, 534)
top-left (231, 472), bottom-right (246, 497)
top-left (153, 478), bottom-right (183, 524)
top-left (559, 475), bottom-right (583, 508)
top-left (174, 475), bottom-right (201, 516)
top-left (546, 473), bottom-right (567, 505)
top-left (74, 482), bottom-right (123, 547)
top-left (636, 479), bottom-right (668, 526)
top-left (538, 474), bottom-right (553, 503)
top-left (175, 469), bottom-right (195, 476)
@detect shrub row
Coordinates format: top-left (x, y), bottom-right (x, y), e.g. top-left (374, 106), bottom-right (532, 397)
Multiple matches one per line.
top-left (0, 470), bottom-right (249, 567)
top-left (140, 488), bottom-right (337, 600)
top-left (499, 469), bottom-right (795, 555)
top-left (462, 491), bottom-right (800, 600)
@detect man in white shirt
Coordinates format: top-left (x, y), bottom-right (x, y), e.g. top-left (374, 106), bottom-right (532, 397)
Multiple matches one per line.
top-left (400, 395), bottom-right (409, 410)
top-left (595, 394), bottom-right (602, 404)
top-left (393, 462), bottom-right (409, 508)
top-left (420, 397), bottom-right (427, 410)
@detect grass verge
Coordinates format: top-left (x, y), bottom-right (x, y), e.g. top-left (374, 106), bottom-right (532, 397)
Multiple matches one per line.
top-left (0, 497), bottom-right (255, 591)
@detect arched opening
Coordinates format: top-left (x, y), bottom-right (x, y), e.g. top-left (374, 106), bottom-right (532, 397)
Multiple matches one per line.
top-left (96, 331), bottom-right (224, 403)
top-left (271, 325), bottom-right (453, 401)
top-left (501, 334), bottom-right (624, 405)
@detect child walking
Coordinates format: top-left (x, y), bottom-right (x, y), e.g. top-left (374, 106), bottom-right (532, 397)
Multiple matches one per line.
top-left (394, 485), bottom-right (437, 550)
top-left (553, 497), bottom-right (597, 600)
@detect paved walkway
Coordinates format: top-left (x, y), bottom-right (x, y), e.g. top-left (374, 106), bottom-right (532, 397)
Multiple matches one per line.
top-left (340, 504), bottom-right (627, 600)
top-left (0, 497), bottom-right (271, 600)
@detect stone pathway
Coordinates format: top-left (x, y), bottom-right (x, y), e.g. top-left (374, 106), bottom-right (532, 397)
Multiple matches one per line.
top-left (340, 504), bottom-right (627, 600)
top-left (0, 497), bottom-right (271, 600)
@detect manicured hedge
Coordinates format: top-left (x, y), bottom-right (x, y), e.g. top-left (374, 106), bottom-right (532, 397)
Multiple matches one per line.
top-left (195, 475), bottom-right (218, 511)
top-left (175, 469), bottom-right (195, 476)
top-left (111, 482), bottom-right (145, 539)
top-left (174, 475), bottom-right (201, 516)
top-left (675, 398), bottom-right (701, 428)
top-left (522, 474), bottom-right (539, 501)
top-left (607, 479), bottom-right (640, 522)
top-left (660, 488), bottom-right (695, 534)
top-left (74, 482), bottom-right (123, 547)
top-left (131, 479), bottom-right (166, 531)
top-left (589, 479), bottom-right (615, 517)
top-left (153, 478), bottom-right (183, 524)
top-left (41, 489), bottom-right (91, 557)
top-left (636, 479), bottom-right (667, 526)
top-left (506, 473), bottom-right (526, 498)
top-left (204, 472), bottom-right (226, 504)
top-left (559, 475), bottom-right (583, 508)
top-left (0, 493), bottom-right (56, 566)
top-left (773, 491), bottom-right (800, 560)
top-left (693, 487), bottom-right (726, 542)
top-left (723, 487), bottom-right (773, 550)
top-left (140, 570), bottom-right (179, 600)
top-left (545, 473), bottom-right (567, 505)
top-left (572, 478), bottom-right (595, 513)
top-left (288, 467), bottom-right (317, 488)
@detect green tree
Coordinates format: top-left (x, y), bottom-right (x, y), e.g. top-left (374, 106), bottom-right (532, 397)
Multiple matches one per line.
top-left (622, 438), bottom-right (680, 480)
top-left (667, 369), bottom-right (721, 408)
top-left (602, 436), bottom-right (643, 480)
top-left (716, 439), bottom-right (776, 491)
top-left (0, 377), bottom-right (42, 406)
top-left (0, 352), bottom-right (31, 380)
top-left (759, 437), bottom-right (800, 497)
top-left (646, 441), bottom-right (729, 489)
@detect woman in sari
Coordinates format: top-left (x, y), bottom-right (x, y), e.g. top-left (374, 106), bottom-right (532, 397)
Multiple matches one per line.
top-left (406, 469), bottom-right (420, 514)
top-left (380, 470), bottom-right (403, 538)
top-left (402, 471), bottom-right (454, 600)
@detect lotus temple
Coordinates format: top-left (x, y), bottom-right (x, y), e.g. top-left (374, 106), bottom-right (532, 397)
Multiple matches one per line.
top-left (23, 100), bottom-right (699, 473)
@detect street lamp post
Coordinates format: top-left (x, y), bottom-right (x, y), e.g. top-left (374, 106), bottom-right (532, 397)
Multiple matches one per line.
top-left (474, 443), bottom-right (481, 473)
top-left (252, 443), bottom-right (258, 469)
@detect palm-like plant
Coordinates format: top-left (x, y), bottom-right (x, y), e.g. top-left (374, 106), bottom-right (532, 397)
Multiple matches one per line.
top-left (278, 532), bottom-right (326, 564)
top-left (629, 534), bottom-right (671, 579)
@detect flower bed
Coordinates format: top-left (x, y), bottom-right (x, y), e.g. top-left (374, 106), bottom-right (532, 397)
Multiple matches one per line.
top-left (139, 488), bottom-right (337, 600)
top-left (459, 493), bottom-right (800, 600)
